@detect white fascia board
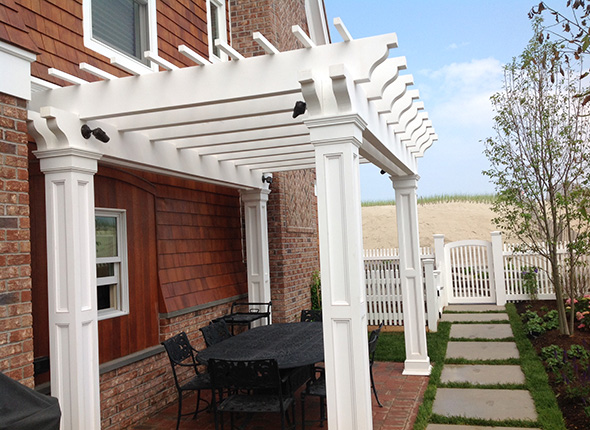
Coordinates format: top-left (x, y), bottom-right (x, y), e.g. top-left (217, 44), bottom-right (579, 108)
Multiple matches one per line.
top-left (0, 40), bottom-right (36, 100)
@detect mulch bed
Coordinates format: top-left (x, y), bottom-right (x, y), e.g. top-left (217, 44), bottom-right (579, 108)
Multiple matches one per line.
top-left (514, 300), bottom-right (590, 430)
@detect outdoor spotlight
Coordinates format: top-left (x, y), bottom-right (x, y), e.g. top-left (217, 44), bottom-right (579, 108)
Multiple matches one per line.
top-left (292, 101), bottom-right (307, 118)
top-left (262, 173), bottom-right (273, 184)
top-left (81, 124), bottom-right (110, 143)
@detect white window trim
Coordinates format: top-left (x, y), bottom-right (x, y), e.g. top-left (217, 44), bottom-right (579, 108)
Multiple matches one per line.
top-left (96, 208), bottom-right (130, 320)
top-left (82, 0), bottom-right (159, 75)
top-left (206, 0), bottom-right (228, 62)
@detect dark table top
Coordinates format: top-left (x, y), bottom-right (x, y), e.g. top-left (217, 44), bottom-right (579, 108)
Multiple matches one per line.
top-left (197, 322), bottom-right (324, 370)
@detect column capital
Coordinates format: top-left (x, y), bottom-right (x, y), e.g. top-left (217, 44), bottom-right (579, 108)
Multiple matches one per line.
top-left (240, 188), bottom-right (271, 202)
top-left (305, 114), bottom-right (367, 149)
top-left (304, 113), bottom-right (367, 131)
top-left (390, 174), bottom-right (420, 190)
top-left (34, 147), bottom-right (102, 175)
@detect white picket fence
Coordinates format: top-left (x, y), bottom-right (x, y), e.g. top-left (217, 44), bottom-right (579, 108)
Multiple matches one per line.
top-left (502, 242), bottom-right (590, 300)
top-left (364, 234), bottom-right (590, 329)
top-left (364, 247), bottom-right (441, 331)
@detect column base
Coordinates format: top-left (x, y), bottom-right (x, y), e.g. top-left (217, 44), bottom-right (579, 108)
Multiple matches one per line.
top-left (403, 359), bottom-right (432, 376)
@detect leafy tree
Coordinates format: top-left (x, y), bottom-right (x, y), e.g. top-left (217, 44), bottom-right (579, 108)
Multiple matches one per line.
top-left (530, 1), bottom-right (590, 104)
top-left (483, 19), bottom-right (590, 335)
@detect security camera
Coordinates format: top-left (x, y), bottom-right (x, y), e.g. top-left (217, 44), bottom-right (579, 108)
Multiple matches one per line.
top-left (262, 173), bottom-right (273, 184)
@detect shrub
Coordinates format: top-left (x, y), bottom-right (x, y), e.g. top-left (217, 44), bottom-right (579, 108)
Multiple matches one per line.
top-left (521, 266), bottom-right (539, 300)
top-left (542, 342), bottom-right (590, 411)
top-left (522, 310), bottom-right (546, 338)
top-left (541, 344), bottom-right (566, 373)
top-left (567, 344), bottom-right (590, 361)
top-left (310, 270), bottom-right (322, 310)
top-left (565, 294), bottom-right (590, 332)
top-left (544, 310), bottom-right (560, 331)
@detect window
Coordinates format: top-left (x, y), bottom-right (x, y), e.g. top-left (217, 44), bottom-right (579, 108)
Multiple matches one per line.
top-left (207, 0), bottom-right (228, 61)
top-left (83, 0), bottom-right (158, 74)
top-left (95, 209), bottom-right (129, 319)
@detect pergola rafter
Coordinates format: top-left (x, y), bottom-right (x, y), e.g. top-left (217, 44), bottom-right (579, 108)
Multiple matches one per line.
top-left (29, 32), bottom-right (436, 190)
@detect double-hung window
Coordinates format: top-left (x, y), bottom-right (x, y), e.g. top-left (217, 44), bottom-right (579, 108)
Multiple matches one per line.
top-left (95, 209), bottom-right (129, 320)
top-left (83, 0), bottom-right (158, 74)
top-left (207, 0), bottom-right (228, 61)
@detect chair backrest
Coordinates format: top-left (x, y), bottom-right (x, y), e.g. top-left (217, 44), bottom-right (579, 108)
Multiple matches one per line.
top-left (200, 320), bottom-right (231, 347)
top-left (368, 322), bottom-right (384, 363)
top-left (300, 309), bottom-right (322, 322)
top-left (208, 358), bottom-right (282, 393)
top-left (161, 332), bottom-right (199, 387)
top-left (230, 301), bottom-right (272, 316)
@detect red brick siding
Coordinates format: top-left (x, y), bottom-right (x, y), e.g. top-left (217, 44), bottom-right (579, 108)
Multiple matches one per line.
top-left (0, 92), bottom-right (33, 387)
top-left (230, 0), bottom-right (308, 55)
top-left (267, 170), bottom-right (319, 323)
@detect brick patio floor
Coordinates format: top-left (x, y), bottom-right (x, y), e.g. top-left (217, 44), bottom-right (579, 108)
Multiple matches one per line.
top-left (132, 362), bottom-right (428, 430)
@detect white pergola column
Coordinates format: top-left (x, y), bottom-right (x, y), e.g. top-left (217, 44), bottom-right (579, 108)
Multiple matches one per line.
top-left (391, 175), bottom-right (431, 375)
top-left (308, 116), bottom-right (372, 430)
top-left (240, 188), bottom-right (271, 317)
top-left (37, 148), bottom-right (102, 430)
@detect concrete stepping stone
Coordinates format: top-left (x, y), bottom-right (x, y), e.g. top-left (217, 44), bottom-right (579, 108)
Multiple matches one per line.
top-left (446, 341), bottom-right (519, 360)
top-left (445, 304), bottom-right (506, 312)
top-left (441, 364), bottom-right (526, 385)
top-left (450, 324), bottom-right (513, 340)
top-left (427, 425), bottom-right (541, 430)
top-left (441, 313), bottom-right (508, 322)
top-left (432, 388), bottom-right (537, 421)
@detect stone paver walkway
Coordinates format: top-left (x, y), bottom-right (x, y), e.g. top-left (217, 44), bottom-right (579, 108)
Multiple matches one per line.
top-left (427, 305), bottom-right (541, 430)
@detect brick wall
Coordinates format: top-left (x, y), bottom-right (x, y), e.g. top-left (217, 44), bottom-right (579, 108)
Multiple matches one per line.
top-left (230, 0), bottom-right (321, 323)
top-left (0, 92), bottom-right (33, 387)
top-left (267, 170), bottom-right (319, 322)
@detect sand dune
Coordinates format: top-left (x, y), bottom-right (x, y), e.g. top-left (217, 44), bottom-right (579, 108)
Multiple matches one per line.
top-left (362, 201), bottom-right (499, 249)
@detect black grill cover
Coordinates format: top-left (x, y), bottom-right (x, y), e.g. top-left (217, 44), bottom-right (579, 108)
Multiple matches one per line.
top-left (0, 372), bottom-right (61, 430)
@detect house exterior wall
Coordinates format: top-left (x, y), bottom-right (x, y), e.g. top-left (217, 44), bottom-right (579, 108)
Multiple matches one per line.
top-left (2, 0), bottom-right (321, 427)
top-left (230, 0), bottom-right (320, 323)
top-left (14, 0), bottom-right (228, 86)
top-left (267, 170), bottom-right (319, 322)
top-left (0, 92), bottom-right (33, 388)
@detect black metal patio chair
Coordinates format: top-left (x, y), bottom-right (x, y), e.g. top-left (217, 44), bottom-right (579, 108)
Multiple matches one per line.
top-left (215, 301), bottom-right (272, 334)
top-left (300, 366), bottom-right (326, 429)
top-left (161, 332), bottom-right (212, 430)
top-left (300, 309), bottom-right (322, 322)
top-left (208, 358), bottom-right (296, 430)
top-left (200, 319), bottom-right (232, 347)
top-left (368, 322), bottom-right (385, 407)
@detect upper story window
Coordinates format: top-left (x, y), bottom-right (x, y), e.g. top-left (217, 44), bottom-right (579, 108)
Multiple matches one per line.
top-left (96, 209), bottom-right (129, 320)
top-left (207, 0), bottom-right (228, 61)
top-left (83, 0), bottom-right (158, 74)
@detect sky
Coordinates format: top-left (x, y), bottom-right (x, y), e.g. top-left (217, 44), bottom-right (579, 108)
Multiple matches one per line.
top-left (323, 0), bottom-right (547, 201)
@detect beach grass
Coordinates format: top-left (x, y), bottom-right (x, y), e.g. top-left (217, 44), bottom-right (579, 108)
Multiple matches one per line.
top-left (361, 193), bottom-right (496, 207)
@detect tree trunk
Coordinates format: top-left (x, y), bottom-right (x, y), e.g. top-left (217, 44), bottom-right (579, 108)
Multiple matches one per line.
top-left (550, 250), bottom-right (571, 335)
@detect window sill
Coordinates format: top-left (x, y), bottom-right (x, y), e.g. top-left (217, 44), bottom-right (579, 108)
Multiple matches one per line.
top-left (98, 308), bottom-right (129, 321)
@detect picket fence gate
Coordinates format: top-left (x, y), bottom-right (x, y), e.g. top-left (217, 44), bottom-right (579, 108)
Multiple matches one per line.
top-left (364, 232), bottom-right (590, 329)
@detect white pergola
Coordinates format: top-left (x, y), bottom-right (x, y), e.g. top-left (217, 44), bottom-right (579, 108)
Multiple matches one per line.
top-left (28, 23), bottom-right (436, 430)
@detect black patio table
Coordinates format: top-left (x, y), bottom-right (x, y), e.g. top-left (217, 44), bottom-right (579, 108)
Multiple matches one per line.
top-left (197, 322), bottom-right (323, 370)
